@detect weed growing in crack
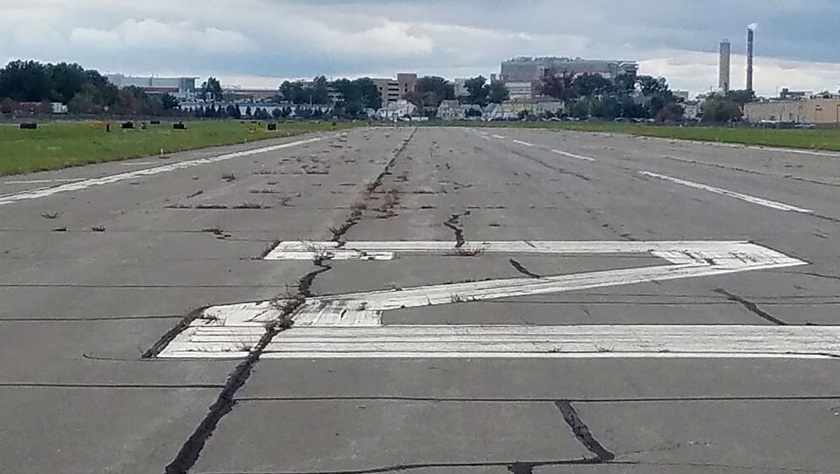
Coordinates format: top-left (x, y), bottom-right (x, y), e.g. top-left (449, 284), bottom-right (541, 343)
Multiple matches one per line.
top-left (221, 173), bottom-right (236, 182)
top-left (91, 226), bottom-right (106, 232)
top-left (234, 202), bottom-right (269, 210)
top-left (445, 247), bottom-right (484, 257)
top-left (41, 212), bottom-right (61, 220)
top-left (202, 227), bottom-right (225, 236)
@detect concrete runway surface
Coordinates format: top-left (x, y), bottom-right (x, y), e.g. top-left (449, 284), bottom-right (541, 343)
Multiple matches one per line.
top-left (1, 126), bottom-right (839, 473)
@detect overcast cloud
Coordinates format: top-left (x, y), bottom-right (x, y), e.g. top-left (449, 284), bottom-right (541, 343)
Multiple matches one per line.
top-left (2, 0), bottom-right (839, 96)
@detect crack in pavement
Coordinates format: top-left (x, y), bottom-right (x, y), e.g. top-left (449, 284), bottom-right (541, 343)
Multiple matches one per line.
top-left (298, 257), bottom-right (333, 298)
top-left (162, 129), bottom-right (419, 473)
top-left (444, 213), bottom-right (466, 248)
top-left (330, 129), bottom-right (416, 245)
top-left (509, 259), bottom-right (542, 279)
top-left (714, 289), bottom-right (788, 326)
top-left (555, 400), bottom-right (616, 463)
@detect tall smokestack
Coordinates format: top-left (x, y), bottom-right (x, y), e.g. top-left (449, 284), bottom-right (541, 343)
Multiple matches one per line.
top-left (719, 40), bottom-right (731, 92)
top-left (747, 25), bottom-right (756, 92)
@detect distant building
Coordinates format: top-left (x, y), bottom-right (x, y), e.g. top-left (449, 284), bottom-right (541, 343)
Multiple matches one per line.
top-left (376, 99), bottom-right (417, 120)
top-left (372, 73), bottom-right (418, 107)
top-left (106, 74), bottom-right (197, 99)
top-left (499, 57), bottom-right (638, 102)
top-left (501, 57), bottom-right (638, 82)
top-left (745, 95), bottom-right (840, 124)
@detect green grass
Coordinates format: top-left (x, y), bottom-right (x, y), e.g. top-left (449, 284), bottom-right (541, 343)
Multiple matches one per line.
top-left (446, 120), bottom-right (840, 153)
top-left (0, 120), bottom-right (355, 176)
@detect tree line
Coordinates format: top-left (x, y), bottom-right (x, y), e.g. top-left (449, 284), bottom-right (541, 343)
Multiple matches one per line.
top-left (0, 60), bottom-right (180, 116)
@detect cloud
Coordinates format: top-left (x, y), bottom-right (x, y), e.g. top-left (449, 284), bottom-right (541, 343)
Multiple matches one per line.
top-left (2, 0), bottom-right (840, 94)
top-left (68, 19), bottom-right (256, 54)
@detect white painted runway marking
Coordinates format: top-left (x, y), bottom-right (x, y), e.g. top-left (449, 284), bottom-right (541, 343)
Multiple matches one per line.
top-left (492, 135), bottom-right (506, 139)
top-left (158, 241), bottom-right (810, 359)
top-left (640, 171), bottom-right (813, 213)
top-left (2, 179), bottom-right (81, 185)
top-left (512, 140), bottom-right (536, 147)
top-left (118, 161), bottom-right (157, 166)
top-left (551, 149), bottom-right (596, 162)
top-left (261, 325), bottom-right (840, 359)
top-left (0, 137), bottom-right (321, 206)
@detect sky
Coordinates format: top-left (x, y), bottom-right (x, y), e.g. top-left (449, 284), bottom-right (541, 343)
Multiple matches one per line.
top-left (2, 0), bottom-right (840, 97)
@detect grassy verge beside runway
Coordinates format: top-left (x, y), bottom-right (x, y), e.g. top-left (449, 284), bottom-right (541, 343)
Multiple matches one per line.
top-left (450, 120), bottom-right (840, 152)
top-left (0, 120), bottom-right (356, 176)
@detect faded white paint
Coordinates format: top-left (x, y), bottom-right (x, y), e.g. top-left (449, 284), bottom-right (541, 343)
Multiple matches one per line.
top-left (551, 149), bottom-right (596, 162)
top-left (158, 241), bottom-right (809, 359)
top-left (640, 171), bottom-right (813, 213)
top-left (262, 325), bottom-right (840, 359)
top-left (0, 137), bottom-right (322, 206)
top-left (513, 140), bottom-right (536, 147)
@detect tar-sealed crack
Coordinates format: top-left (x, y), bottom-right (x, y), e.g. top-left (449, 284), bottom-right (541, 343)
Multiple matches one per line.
top-left (510, 259), bottom-right (542, 279)
top-left (330, 129), bottom-right (416, 245)
top-left (298, 257), bottom-right (333, 298)
top-left (164, 323), bottom-right (284, 474)
top-left (714, 289), bottom-right (788, 326)
top-left (444, 213), bottom-right (466, 248)
top-left (555, 400), bottom-right (616, 463)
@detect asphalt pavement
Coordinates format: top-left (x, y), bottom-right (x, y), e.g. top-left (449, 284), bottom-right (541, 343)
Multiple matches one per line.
top-left (1, 126), bottom-right (839, 473)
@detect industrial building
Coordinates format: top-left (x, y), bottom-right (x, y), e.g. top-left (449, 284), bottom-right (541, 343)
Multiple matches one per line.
top-left (745, 95), bottom-right (840, 125)
top-left (501, 57), bottom-right (638, 82)
top-left (499, 57), bottom-right (638, 102)
top-left (372, 73), bottom-right (418, 107)
top-left (105, 74), bottom-right (197, 99)
top-left (719, 40), bottom-right (731, 92)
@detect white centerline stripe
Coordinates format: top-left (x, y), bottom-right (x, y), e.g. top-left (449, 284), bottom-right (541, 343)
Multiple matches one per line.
top-left (491, 135), bottom-right (506, 139)
top-left (0, 137), bottom-right (322, 206)
top-left (512, 140), bottom-right (536, 147)
top-left (640, 171), bottom-right (813, 213)
top-left (551, 149), bottom-right (596, 162)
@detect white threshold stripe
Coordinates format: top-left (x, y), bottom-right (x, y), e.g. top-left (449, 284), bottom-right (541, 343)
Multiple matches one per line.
top-left (268, 240), bottom-right (768, 256)
top-left (640, 171), bottom-right (813, 213)
top-left (261, 325), bottom-right (840, 359)
top-left (0, 137), bottom-right (321, 206)
top-left (157, 241), bottom-right (808, 359)
top-left (551, 149), bottom-right (596, 162)
top-left (512, 140), bottom-right (536, 147)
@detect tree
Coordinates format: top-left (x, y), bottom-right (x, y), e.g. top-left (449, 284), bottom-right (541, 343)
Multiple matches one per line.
top-left (244, 105), bottom-right (252, 118)
top-left (160, 93), bottom-right (179, 111)
top-left (700, 93), bottom-right (742, 123)
top-left (574, 73), bottom-right (613, 97)
top-left (725, 89), bottom-right (756, 105)
top-left (539, 70), bottom-right (579, 107)
top-left (464, 76), bottom-right (489, 107)
top-left (0, 60), bottom-right (51, 102)
top-left (487, 82), bottom-right (510, 104)
top-left (655, 103), bottom-right (685, 123)
top-left (414, 76), bottom-right (455, 109)
top-left (226, 104), bottom-right (242, 119)
top-left (271, 107), bottom-right (282, 120)
top-left (310, 76), bottom-right (330, 104)
top-left (201, 77), bottom-right (224, 102)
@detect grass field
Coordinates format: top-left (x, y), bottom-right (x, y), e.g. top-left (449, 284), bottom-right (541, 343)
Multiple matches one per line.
top-left (455, 121), bottom-right (840, 153)
top-left (0, 120), bottom-right (355, 176)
